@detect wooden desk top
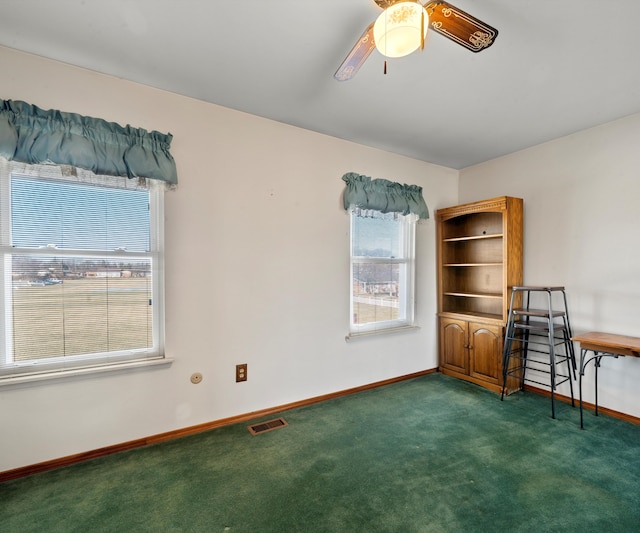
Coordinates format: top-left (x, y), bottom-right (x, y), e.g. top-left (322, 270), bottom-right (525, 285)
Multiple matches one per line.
top-left (572, 332), bottom-right (640, 357)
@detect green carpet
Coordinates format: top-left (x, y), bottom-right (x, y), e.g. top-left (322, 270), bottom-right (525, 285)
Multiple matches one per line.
top-left (2, 373), bottom-right (640, 532)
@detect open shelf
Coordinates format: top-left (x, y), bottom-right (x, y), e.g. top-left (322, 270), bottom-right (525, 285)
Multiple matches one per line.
top-left (442, 293), bottom-right (504, 319)
top-left (442, 237), bottom-right (503, 265)
top-left (443, 263), bottom-right (503, 267)
top-left (443, 291), bottom-right (503, 299)
top-left (439, 310), bottom-right (504, 322)
top-left (443, 234), bottom-right (503, 242)
top-left (441, 262), bottom-right (503, 300)
top-left (440, 211), bottom-right (503, 240)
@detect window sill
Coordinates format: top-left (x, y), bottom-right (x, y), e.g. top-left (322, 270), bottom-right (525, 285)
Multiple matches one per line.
top-left (0, 357), bottom-right (174, 388)
top-left (345, 325), bottom-right (420, 342)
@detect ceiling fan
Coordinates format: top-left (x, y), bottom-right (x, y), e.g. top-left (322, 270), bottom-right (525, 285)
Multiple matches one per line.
top-left (334, 0), bottom-right (498, 81)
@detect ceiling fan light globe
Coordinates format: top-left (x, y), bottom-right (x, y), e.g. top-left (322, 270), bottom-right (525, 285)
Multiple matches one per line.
top-left (373, 2), bottom-right (428, 59)
top-left (375, 27), bottom-right (420, 58)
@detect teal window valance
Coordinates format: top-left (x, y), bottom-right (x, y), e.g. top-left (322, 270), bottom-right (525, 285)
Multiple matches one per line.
top-left (0, 99), bottom-right (177, 185)
top-left (342, 172), bottom-right (429, 219)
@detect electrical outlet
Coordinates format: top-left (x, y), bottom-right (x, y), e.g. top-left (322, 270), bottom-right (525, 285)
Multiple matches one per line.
top-left (236, 364), bottom-right (247, 382)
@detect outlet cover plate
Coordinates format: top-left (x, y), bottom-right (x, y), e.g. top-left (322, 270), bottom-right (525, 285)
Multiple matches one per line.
top-left (236, 364), bottom-right (247, 382)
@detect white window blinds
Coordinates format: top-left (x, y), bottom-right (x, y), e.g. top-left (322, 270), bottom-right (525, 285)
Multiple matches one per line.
top-left (0, 158), bottom-right (165, 379)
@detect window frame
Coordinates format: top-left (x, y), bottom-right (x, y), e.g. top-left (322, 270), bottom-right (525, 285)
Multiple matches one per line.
top-left (0, 158), bottom-right (167, 384)
top-left (348, 208), bottom-right (417, 337)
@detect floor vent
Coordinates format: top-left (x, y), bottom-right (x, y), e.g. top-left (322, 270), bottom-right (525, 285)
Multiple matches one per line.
top-left (248, 417), bottom-right (288, 435)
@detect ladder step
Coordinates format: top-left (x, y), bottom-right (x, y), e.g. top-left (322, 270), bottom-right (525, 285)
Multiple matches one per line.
top-left (511, 308), bottom-right (566, 318)
top-left (512, 320), bottom-right (567, 331)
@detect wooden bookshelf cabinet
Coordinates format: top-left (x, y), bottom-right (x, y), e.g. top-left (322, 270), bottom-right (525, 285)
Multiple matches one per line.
top-left (436, 196), bottom-right (523, 394)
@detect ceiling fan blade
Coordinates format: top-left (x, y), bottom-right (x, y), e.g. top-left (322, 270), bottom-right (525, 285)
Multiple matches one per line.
top-left (424, 1), bottom-right (498, 52)
top-left (334, 22), bottom-right (375, 81)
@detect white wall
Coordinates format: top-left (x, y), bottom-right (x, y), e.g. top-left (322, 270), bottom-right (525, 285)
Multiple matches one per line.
top-left (0, 46), bottom-right (458, 471)
top-left (460, 114), bottom-right (640, 418)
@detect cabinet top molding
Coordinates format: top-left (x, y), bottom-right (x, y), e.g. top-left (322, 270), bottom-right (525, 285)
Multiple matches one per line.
top-left (436, 196), bottom-right (522, 219)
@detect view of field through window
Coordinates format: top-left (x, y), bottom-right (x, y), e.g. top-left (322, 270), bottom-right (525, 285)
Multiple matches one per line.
top-left (6, 174), bottom-right (154, 364)
top-left (351, 212), bottom-right (404, 326)
top-left (11, 259), bottom-right (152, 361)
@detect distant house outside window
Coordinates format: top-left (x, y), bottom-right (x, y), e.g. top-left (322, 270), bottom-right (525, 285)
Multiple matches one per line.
top-left (349, 208), bottom-right (416, 335)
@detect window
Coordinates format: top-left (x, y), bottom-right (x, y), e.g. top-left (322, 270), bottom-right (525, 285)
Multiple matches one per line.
top-left (341, 172), bottom-right (427, 338)
top-left (349, 208), bottom-right (417, 336)
top-left (0, 158), bottom-right (165, 381)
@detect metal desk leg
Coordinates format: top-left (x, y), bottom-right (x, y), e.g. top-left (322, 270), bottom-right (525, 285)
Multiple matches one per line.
top-left (579, 348), bottom-right (586, 429)
top-left (594, 354), bottom-right (600, 417)
top-left (580, 350), bottom-right (619, 429)
top-left (580, 350), bottom-right (600, 429)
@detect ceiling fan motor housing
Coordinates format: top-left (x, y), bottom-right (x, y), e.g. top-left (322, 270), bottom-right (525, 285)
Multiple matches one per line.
top-left (373, 0), bottom-right (411, 8)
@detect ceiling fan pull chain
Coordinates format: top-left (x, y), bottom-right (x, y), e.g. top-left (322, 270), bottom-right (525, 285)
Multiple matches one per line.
top-left (383, 8), bottom-right (388, 75)
top-left (421, 10), bottom-right (425, 50)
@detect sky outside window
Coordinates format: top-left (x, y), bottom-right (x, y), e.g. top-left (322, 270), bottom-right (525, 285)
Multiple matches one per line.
top-left (11, 176), bottom-right (150, 252)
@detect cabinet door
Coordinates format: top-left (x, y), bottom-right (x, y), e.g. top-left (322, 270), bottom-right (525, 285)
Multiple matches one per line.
top-left (468, 322), bottom-right (503, 384)
top-left (440, 318), bottom-right (468, 374)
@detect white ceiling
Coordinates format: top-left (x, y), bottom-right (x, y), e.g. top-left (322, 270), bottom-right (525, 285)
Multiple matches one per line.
top-left (1, 0), bottom-right (639, 169)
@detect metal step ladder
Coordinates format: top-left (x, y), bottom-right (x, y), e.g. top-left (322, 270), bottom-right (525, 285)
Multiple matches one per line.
top-left (500, 286), bottom-right (577, 418)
